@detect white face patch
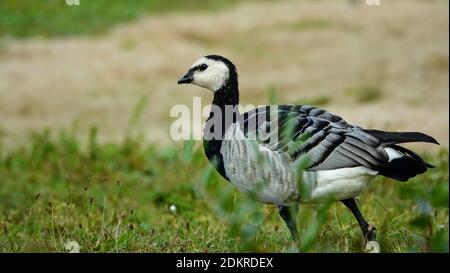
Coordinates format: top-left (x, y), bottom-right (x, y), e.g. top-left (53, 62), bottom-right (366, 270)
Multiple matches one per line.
top-left (190, 57), bottom-right (229, 92)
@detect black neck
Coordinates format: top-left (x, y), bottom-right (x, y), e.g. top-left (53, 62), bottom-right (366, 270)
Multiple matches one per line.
top-left (202, 67), bottom-right (239, 181)
top-left (207, 77), bottom-right (240, 134)
top-left (211, 79), bottom-right (239, 110)
top-left (202, 78), bottom-right (239, 181)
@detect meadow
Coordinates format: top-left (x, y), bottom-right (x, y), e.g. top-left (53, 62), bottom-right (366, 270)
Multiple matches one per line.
top-left (0, 105), bottom-right (448, 253)
top-left (0, 0), bottom-right (256, 37)
top-left (0, 0), bottom-right (448, 253)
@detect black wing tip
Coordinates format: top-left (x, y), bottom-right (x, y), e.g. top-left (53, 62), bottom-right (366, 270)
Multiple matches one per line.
top-left (400, 131), bottom-right (440, 145)
top-left (365, 129), bottom-right (440, 145)
top-left (416, 132), bottom-right (440, 145)
top-left (428, 136), bottom-right (440, 145)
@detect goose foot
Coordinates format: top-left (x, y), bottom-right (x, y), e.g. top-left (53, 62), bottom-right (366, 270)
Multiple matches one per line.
top-left (365, 240), bottom-right (380, 253)
top-left (287, 245), bottom-right (300, 253)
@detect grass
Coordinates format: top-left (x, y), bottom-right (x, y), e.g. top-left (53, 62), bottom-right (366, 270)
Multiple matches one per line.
top-left (267, 86), bottom-right (331, 107)
top-left (274, 19), bottom-right (361, 33)
top-left (0, 126), bottom-right (448, 253)
top-left (0, 0), bottom-right (447, 253)
top-left (0, 0), bottom-right (257, 38)
top-left (281, 19), bottom-right (333, 31)
top-left (346, 84), bottom-right (384, 103)
top-left (295, 96), bottom-right (331, 107)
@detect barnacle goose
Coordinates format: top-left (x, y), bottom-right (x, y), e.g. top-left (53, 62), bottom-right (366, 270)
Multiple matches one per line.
top-left (177, 55), bottom-right (439, 252)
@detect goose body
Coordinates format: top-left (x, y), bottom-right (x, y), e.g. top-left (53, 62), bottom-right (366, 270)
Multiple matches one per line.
top-left (220, 120), bottom-right (379, 205)
top-left (204, 103), bottom-right (435, 205)
top-left (178, 55), bottom-right (439, 251)
top-left (222, 128), bottom-right (378, 205)
top-left (217, 108), bottom-right (381, 205)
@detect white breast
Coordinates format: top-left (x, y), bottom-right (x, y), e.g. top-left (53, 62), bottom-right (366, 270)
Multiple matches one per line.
top-left (221, 123), bottom-right (299, 204)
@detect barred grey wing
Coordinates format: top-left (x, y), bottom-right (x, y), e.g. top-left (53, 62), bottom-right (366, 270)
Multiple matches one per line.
top-left (240, 105), bottom-right (389, 171)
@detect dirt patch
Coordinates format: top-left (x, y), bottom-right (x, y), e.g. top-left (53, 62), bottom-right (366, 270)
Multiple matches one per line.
top-left (0, 0), bottom-right (448, 150)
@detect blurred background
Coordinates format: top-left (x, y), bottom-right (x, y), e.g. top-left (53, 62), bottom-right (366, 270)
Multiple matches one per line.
top-left (0, 0), bottom-right (448, 253)
top-left (0, 0), bottom-right (448, 148)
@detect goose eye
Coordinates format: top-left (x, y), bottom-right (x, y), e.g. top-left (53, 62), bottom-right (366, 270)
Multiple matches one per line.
top-left (198, 64), bottom-right (208, 71)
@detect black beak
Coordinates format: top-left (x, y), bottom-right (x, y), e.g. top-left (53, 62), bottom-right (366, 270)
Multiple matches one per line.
top-left (177, 70), bottom-right (194, 84)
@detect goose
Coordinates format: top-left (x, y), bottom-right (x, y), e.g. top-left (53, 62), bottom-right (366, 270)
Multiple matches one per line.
top-left (177, 55), bottom-right (439, 252)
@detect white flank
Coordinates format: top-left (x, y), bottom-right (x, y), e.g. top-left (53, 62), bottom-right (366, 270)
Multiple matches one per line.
top-left (304, 167), bottom-right (378, 203)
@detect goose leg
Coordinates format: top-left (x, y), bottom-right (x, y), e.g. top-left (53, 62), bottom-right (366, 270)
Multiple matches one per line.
top-left (278, 204), bottom-right (299, 245)
top-left (341, 198), bottom-right (379, 253)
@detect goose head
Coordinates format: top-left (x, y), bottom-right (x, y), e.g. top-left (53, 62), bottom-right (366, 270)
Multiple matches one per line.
top-left (177, 55), bottom-right (238, 92)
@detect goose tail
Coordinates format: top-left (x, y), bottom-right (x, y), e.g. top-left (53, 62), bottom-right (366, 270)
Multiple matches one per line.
top-left (364, 129), bottom-right (438, 182)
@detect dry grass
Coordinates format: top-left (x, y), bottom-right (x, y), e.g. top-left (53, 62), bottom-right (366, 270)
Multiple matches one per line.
top-left (0, 0), bottom-right (448, 149)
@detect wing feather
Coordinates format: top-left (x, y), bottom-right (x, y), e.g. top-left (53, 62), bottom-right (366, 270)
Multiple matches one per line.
top-left (240, 105), bottom-right (389, 171)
